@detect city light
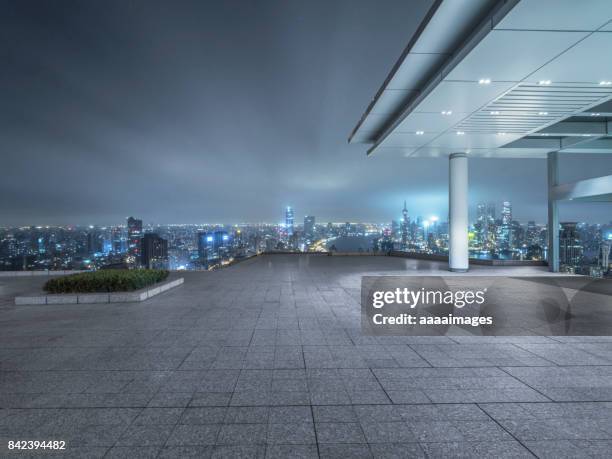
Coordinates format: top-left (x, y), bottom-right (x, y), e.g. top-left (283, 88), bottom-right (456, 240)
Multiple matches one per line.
top-left (2, 202), bottom-right (609, 276)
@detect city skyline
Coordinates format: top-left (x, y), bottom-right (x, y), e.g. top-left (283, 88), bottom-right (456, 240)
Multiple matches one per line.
top-left (3, 201), bottom-right (610, 276)
top-left (2, 1), bottom-right (611, 226)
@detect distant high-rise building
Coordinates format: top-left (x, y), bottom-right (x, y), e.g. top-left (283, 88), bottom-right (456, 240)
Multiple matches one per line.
top-left (127, 217), bottom-right (143, 263)
top-left (197, 231), bottom-right (211, 260)
top-left (560, 222), bottom-right (583, 268)
top-left (141, 233), bottom-right (168, 269)
top-left (87, 230), bottom-right (100, 255)
top-left (401, 201), bottom-right (409, 249)
top-left (600, 241), bottom-right (611, 272)
top-left (497, 201), bottom-right (512, 250)
top-left (285, 207), bottom-right (294, 237)
top-left (198, 230), bottom-right (230, 262)
top-left (304, 216), bottom-right (315, 240)
top-left (111, 226), bottom-right (125, 254)
top-left (501, 201), bottom-right (512, 225)
top-left (526, 221), bottom-right (538, 245)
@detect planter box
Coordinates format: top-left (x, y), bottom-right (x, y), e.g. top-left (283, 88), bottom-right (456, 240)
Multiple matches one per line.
top-left (14, 277), bottom-right (184, 305)
top-left (47, 294), bottom-right (78, 305)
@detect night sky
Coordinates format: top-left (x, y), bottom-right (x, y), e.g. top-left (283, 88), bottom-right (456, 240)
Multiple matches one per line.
top-left (1, 0), bottom-right (611, 226)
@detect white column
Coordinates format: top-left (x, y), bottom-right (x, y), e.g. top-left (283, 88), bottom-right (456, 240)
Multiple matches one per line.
top-left (547, 151), bottom-right (559, 272)
top-left (449, 153), bottom-right (469, 272)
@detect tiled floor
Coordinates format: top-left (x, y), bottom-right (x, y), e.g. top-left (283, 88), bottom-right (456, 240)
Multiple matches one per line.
top-left (1, 254), bottom-right (612, 458)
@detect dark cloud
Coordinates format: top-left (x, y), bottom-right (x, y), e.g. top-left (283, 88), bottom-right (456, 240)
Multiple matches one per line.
top-left (1, 0), bottom-right (611, 226)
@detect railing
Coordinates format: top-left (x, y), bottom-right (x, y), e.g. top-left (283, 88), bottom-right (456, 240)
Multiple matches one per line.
top-left (0, 270), bottom-right (88, 277)
top-left (389, 250), bottom-right (547, 266)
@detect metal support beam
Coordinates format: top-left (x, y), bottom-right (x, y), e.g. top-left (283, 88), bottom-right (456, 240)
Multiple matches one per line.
top-left (449, 153), bottom-right (469, 272)
top-left (536, 120), bottom-right (610, 137)
top-left (551, 174), bottom-right (612, 202)
top-left (547, 152), bottom-right (559, 272)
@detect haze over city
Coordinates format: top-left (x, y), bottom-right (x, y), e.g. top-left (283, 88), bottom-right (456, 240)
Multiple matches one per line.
top-left (1, 0), bottom-right (611, 226)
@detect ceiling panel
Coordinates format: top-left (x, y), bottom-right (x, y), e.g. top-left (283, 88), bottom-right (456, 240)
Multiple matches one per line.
top-left (370, 89), bottom-right (416, 115)
top-left (413, 81), bottom-right (515, 114)
top-left (530, 33), bottom-right (612, 83)
top-left (495, 0), bottom-right (612, 31)
top-left (409, 147), bottom-right (548, 158)
top-left (427, 132), bottom-right (521, 149)
top-left (386, 54), bottom-right (445, 90)
top-left (455, 83), bottom-right (612, 135)
top-left (378, 132), bottom-right (437, 148)
top-left (355, 113), bottom-right (388, 133)
top-left (350, 131), bottom-right (376, 144)
top-left (444, 30), bottom-right (587, 82)
top-left (375, 147), bottom-right (418, 158)
top-left (394, 111), bottom-right (467, 133)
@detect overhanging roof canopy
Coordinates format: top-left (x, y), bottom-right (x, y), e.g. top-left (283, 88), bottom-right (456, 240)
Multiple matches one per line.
top-left (349, 0), bottom-right (612, 158)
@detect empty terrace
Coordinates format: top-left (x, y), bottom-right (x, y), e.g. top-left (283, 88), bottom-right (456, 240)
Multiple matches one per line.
top-left (1, 254), bottom-right (612, 458)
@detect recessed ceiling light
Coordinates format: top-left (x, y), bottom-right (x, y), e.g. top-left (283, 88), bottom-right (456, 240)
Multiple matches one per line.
top-left (456, 131), bottom-right (465, 136)
top-left (478, 78), bottom-right (491, 85)
top-left (538, 80), bottom-right (552, 85)
top-left (590, 113), bottom-right (601, 117)
top-left (415, 131), bottom-right (424, 135)
top-left (581, 134), bottom-right (592, 137)
top-left (490, 111), bottom-right (500, 115)
top-left (441, 110), bottom-right (452, 116)
top-left (599, 81), bottom-right (612, 86)
top-left (542, 133), bottom-right (550, 136)
top-left (497, 132), bottom-right (507, 136)
top-left (538, 112), bottom-right (548, 115)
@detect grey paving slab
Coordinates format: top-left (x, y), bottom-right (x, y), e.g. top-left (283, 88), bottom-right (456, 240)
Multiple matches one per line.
top-left (0, 254), bottom-right (610, 456)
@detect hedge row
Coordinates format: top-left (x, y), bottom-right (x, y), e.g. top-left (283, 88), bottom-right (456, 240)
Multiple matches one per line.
top-left (44, 269), bottom-right (169, 293)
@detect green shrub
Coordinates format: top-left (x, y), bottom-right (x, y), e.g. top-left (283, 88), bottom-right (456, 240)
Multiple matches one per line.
top-left (44, 269), bottom-right (169, 294)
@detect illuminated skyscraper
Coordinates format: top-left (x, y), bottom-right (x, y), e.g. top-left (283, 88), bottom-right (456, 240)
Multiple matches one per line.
top-left (560, 222), bottom-right (583, 269)
top-left (498, 201), bottom-right (512, 250)
top-left (476, 202), bottom-right (496, 252)
top-left (501, 201), bottom-right (512, 225)
top-left (111, 226), bottom-right (125, 254)
top-left (304, 216), bottom-right (315, 240)
top-left (141, 233), bottom-right (168, 269)
top-left (198, 230), bottom-right (230, 261)
top-left (401, 200), bottom-right (409, 249)
top-left (285, 206), bottom-right (294, 237)
top-left (127, 216), bottom-right (143, 263)
top-left (600, 241), bottom-right (610, 273)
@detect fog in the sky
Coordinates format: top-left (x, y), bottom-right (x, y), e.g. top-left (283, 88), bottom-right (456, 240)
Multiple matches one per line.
top-left (1, 0), bottom-right (611, 226)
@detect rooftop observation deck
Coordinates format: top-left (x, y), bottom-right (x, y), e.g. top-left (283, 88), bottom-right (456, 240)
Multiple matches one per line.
top-left (1, 254), bottom-right (612, 458)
